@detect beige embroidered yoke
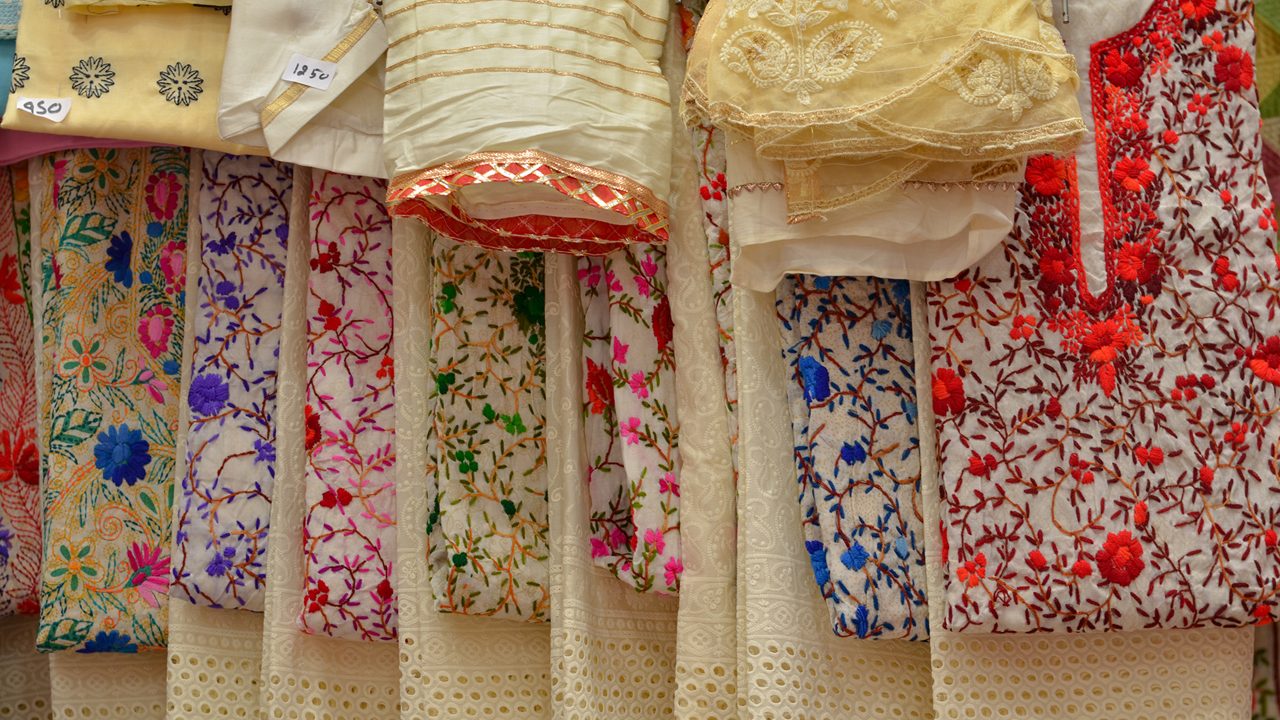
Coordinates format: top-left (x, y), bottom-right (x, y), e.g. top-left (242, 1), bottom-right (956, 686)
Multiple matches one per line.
top-left (684, 0), bottom-right (1086, 220)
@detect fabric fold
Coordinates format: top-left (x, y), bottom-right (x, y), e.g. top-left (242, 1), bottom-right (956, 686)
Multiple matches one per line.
top-left (382, 0), bottom-right (672, 253)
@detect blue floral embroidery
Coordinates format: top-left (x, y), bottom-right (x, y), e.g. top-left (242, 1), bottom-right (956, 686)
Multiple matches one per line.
top-left (104, 232), bottom-right (133, 288)
top-left (92, 424), bottom-right (151, 487)
top-left (779, 276), bottom-right (928, 641)
top-left (187, 373), bottom-right (229, 416)
top-left (77, 630), bottom-right (138, 654)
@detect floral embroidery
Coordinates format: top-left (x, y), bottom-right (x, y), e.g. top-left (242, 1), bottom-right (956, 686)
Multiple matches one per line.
top-left (10, 55), bottom-right (27, 94)
top-left (0, 167), bottom-right (38, 617)
top-left (172, 154), bottom-right (291, 611)
top-left (298, 173), bottom-right (396, 641)
top-left (36, 147), bottom-right (187, 652)
top-left (779, 276), bottom-right (926, 640)
top-left (156, 62), bottom-right (204, 107)
top-left (427, 240), bottom-right (549, 621)
top-left (719, 1), bottom-right (882, 105)
top-left (936, 47), bottom-right (1061, 121)
top-left (930, 0), bottom-right (1280, 633)
top-left (580, 246), bottom-right (681, 594)
top-left (68, 56), bottom-right (115, 99)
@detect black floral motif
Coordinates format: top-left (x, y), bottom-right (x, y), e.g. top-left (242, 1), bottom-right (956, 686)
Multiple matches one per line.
top-left (10, 56), bottom-right (28, 94)
top-left (156, 62), bottom-right (203, 107)
top-left (69, 57), bottom-right (115, 99)
top-left (42, 0), bottom-right (63, 8)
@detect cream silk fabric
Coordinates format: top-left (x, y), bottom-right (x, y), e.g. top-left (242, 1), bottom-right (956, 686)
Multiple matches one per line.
top-left (725, 140), bottom-right (1020, 290)
top-left (217, 0), bottom-right (387, 178)
top-left (382, 0), bottom-right (673, 253)
top-left (2, 1), bottom-right (263, 154)
top-left (685, 0), bottom-right (1084, 221)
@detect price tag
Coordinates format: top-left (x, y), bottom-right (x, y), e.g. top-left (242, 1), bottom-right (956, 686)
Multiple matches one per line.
top-left (281, 53), bottom-right (337, 91)
top-left (16, 96), bottom-right (70, 122)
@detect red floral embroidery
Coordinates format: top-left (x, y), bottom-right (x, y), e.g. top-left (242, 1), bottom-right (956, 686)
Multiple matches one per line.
top-left (1095, 531), bottom-right (1145, 587)
top-left (931, 0), bottom-right (1280, 633)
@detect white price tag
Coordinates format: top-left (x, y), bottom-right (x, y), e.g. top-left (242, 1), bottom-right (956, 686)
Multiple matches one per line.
top-left (16, 96), bottom-right (70, 122)
top-left (281, 53), bottom-right (337, 91)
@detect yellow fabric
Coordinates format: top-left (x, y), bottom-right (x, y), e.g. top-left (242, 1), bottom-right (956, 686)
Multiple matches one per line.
top-left (64, 0), bottom-right (228, 14)
top-left (1, 2), bottom-right (263, 154)
top-left (684, 0), bottom-right (1084, 219)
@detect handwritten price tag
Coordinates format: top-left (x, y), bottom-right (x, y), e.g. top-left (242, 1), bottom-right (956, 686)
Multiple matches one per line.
top-left (281, 53), bottom-right (337, 91)
top-left (16, 96), bottom-right (70, 122)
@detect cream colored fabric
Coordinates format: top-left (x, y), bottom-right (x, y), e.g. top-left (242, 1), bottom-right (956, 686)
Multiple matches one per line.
top-left (685, 0), bottom-right (1084, 220)
top-left (259, 165), bottom-right (399, 720)
top-left (382, 0), bottom-right (672, 249)
top-left (217, 0), bottom-right (386, 178)
top-left (731, 271), bottom-right (933, 717)
top-left (546, 251), bottom-right (679, 719)
top-left (664, 40), bottom-right (739, 719)
top-left (392, 220), bottom-right (553, 719)
top-left (165, 152), bottom-right (264, 720)
top-left (726, 140), bottom-right (1020, 290)
top-left (2, 2), bottom-right (262, 154)
top-left (0, 615), bottom-right (51, 720)
top-left (908, 283), bottom-right (1255, 720)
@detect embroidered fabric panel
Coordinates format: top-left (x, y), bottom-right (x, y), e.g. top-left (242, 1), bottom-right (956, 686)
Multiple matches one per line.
top-left (36, 147), bottom-right (188, 652)
top-left (778, 276), bottom-right (927, 640)
top-left (298, 172), bottom-right (397, 642)
top-left (579, 246), bottom-right (682, 594)
top-left (0, 164), bottom-right (38, 617)
top-left (426, 239), bottom-right (549, 621)
top-left (171, 153), bottom-right (291, 612)
top-left (388, 157), bottom-right (669, 256)
top-left (930, 0), bottom-right (1280, 633)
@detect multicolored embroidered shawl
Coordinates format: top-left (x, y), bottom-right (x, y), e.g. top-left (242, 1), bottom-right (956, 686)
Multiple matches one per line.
top-left (779, 276), bottom-right (927, 640)
top-left (171, 153), bottom-right (291, 611)
top-left (298, 172), bottom-right (397, 641)
top-left (929, 0), bottom-right (1280, 633)
top-left (0, 164), bottom-right (38, 617)
top-left (580, 246), bottom-right (681, 594)
top-left (427, 239), bottom-right (549, 621)
top-left (36, 147), bottom-right (188, 652)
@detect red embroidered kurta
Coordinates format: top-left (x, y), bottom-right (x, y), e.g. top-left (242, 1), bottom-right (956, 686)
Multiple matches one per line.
top-left (929, 0), bottom-right (1280, 633)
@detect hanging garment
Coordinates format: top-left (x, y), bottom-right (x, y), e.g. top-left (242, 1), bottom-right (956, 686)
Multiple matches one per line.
top-left (260, 165), bottom-right (399, 720)
top-left (0, 616), bottom-right (50, 717)
top-left (171, 153), bottom-right (291, 612)
top-left (684, 0), bottom-right (1085, 222)
top-left (382, 0), bottom-right (672, 254)
top-left (929, 0), bottom-right (1280, 634)
top-left (2, 1), bottom-right (263, 154)
top-left (34, 147), bottom-right (188, 652)
top-left (1257, 625), bottom-right (1280, 720)
top-left (217, 0), bottom-right (386, 177)
top-left (426, 239), bottom-right (549, 621)
top-left (778, 275), bottom-right (927, 640)
top-left (579, 246), bottom-right (682, 595)
top-left (298, 171), bottom-right (397, 642)
top-left (391, 221), bottom-right (552, 720)
top-left (725, 142), bottom-right (1022, 290)
top-left (0, 164), bottom-right (37, 617)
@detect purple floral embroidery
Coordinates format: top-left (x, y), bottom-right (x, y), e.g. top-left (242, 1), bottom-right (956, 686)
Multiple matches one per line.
top-left (171, 153), bottom-right (290, 612)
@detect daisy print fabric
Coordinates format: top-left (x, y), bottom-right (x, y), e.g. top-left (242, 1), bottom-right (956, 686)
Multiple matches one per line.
top-left (298, 172), bottom-right (397, 641)
top-left (779, 276), bottom-right (927, 640)
top-left (36, 147), bottom-right (188, 652)
top-left (171, 153), bottom-right (291, 611)
top-left (929, 0), bottom-right (1280, 633)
